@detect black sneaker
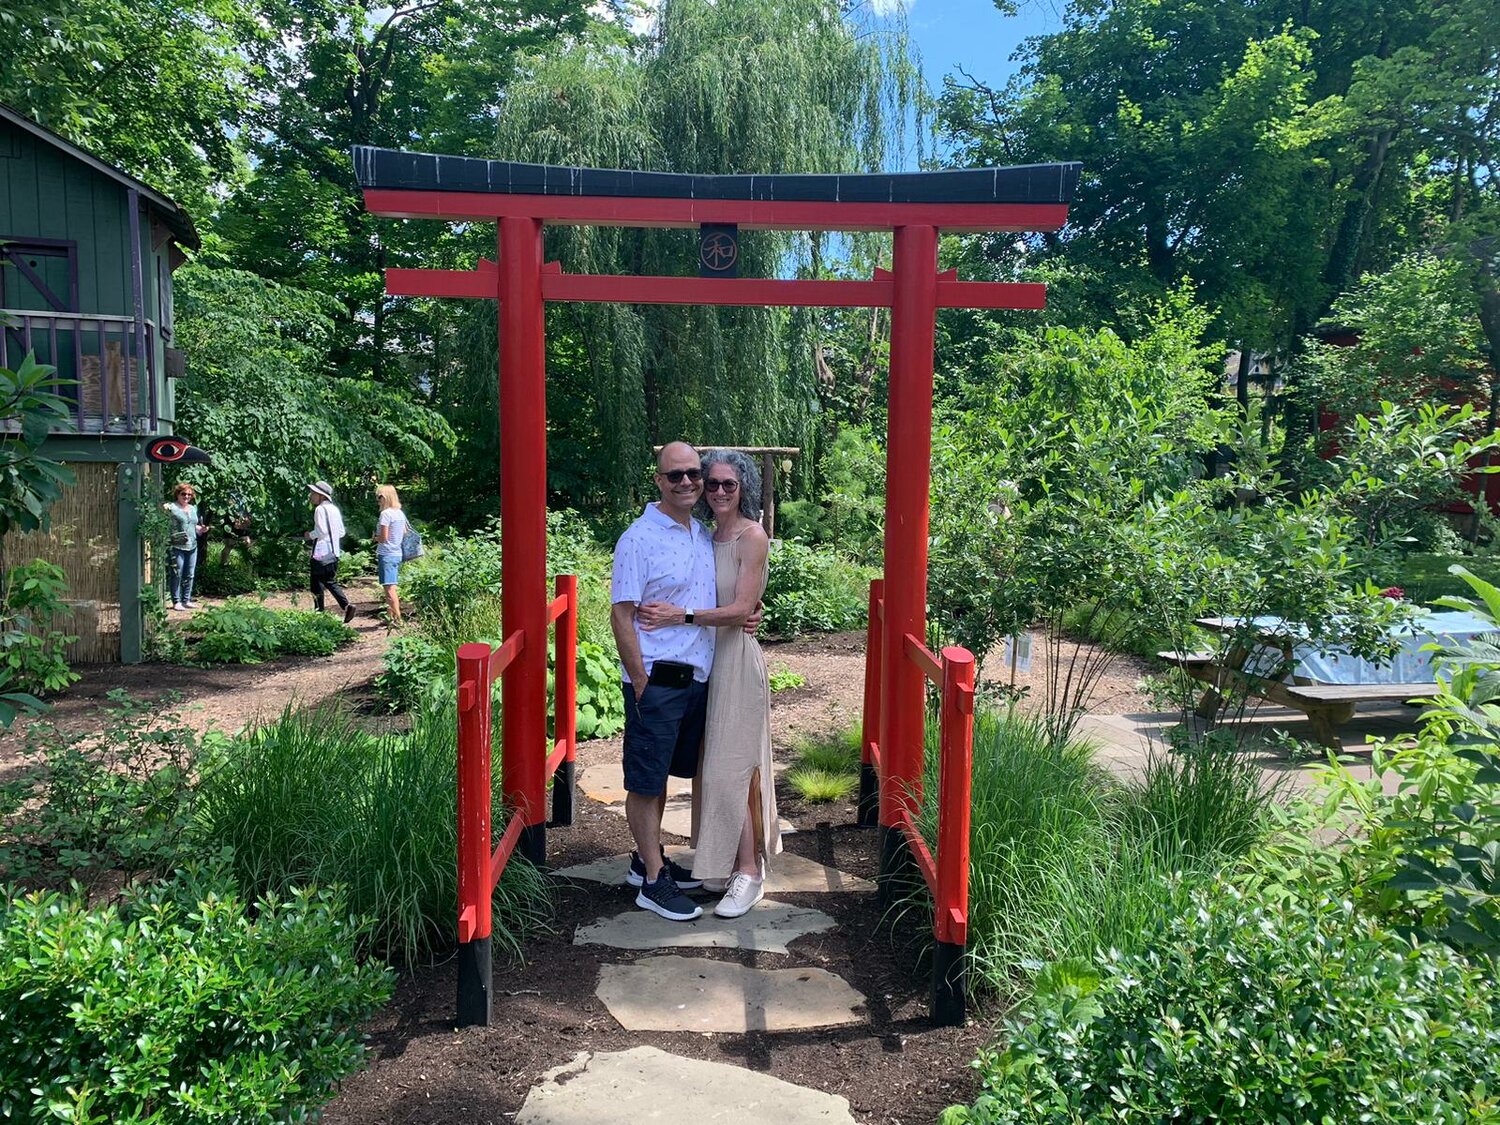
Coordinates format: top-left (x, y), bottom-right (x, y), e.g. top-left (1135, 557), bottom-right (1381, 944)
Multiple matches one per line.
top-left (635, 870), bottom-right (702, 922)
top-left (343, 604), bottom-right (357, 624)
top-left (626, 850), bottom-right (703, 890)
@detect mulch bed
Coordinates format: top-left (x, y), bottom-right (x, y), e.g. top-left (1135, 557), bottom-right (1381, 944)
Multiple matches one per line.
top-left (322, 740), bottom-right (995, 1125)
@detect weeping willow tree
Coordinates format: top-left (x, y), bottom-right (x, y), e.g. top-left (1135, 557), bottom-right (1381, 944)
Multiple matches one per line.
top-left (424, 0), bottom-right (924, 523)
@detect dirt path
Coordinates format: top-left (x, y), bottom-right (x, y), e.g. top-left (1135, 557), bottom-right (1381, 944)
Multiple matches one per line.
top-left (0, 580), bottom-right (395, 777)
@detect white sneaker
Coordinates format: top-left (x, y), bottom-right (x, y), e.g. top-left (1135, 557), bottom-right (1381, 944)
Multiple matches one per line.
top-left (713, 872), bottom-right (764, 919)
top-left (171, 602), bottom-right (185, 611)
top-left (183, 600), bottom-right (197, 608)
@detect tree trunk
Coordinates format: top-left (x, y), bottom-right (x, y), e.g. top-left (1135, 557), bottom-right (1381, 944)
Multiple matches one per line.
top-left (1322, 126), bottom-right (1394, 301)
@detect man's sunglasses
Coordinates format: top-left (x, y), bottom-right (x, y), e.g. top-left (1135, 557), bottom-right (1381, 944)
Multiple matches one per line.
top-left (662, 468), bottom-right (701, 483)
top-left (704, 478), bottom-right (740, 493)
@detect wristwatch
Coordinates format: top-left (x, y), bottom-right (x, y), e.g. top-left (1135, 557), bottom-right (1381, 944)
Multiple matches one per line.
top-left (684, 608), bottom-right (695, 625)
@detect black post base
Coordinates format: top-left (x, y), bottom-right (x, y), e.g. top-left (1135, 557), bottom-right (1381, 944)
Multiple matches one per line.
top-left (931, 939), bottom-right (967, 1027)
top-left (857, 762), bottom-right (879, 827)
top-left (550, 759), bottom-right (575, 827)
top-left (455, 936), bottom-right (492, 1027)
top-left (518, 822), bottom-right (546, 867)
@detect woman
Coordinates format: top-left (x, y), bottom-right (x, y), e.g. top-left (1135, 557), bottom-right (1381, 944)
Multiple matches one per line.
top-left (639, 449), bottom-right (779, 918)
top-left (374, 483), bottom-right (409, 626)
top-left (162, 483), bottom-right (205, 611)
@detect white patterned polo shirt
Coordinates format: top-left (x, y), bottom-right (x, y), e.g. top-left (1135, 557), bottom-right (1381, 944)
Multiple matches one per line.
top-left (611, 502), bottom-right (717, 683)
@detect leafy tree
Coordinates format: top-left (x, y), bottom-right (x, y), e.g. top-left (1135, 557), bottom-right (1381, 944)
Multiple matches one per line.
top-left (419, 0), bottom-right (925, 520)
top-left (170, 265), bottom-right (455, 537)
top-left (0, 349), bottom-right (75, 540)
top-left (0, 0), bottom-right (259, 215)
top-left (214, 0), bottom-right (592, 382)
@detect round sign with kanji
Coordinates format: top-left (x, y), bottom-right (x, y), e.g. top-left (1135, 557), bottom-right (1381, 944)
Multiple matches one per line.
top-left (698, 224), bottom-right (740, 276)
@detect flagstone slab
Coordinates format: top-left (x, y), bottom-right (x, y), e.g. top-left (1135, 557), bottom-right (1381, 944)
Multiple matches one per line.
top-left (596, 955), bottom-right (866, 1033)
top-left (554, 847), bottom-right (870, 893)
top-left (578, 761), bottom-right (694, 806)
top-left (573, 899), bottom-right (835, 954)
top-left (580, 759), bottom-right (789, 807)
top-left (659, 799), bottom-right (797, 839)
top-left (516, 1046), bottom-right (855, 1124)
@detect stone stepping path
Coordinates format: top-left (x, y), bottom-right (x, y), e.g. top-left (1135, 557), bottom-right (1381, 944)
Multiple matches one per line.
top-left (554, 846), bottom-right (873, 894)
top-left (517, 1046), bottom-right (857, 1124)
top-left (516, 753), bottom-right (883, 1120)
top-left (574, 899), bottom-right (837, 954)
top-left (578, 760), bottom-right (798, 838)
top-left (597, 955), bottom-right (866, 1032)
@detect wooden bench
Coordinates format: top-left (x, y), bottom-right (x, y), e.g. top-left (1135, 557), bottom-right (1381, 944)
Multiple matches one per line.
top-left (1158, 650), bottom-right (1436, 748)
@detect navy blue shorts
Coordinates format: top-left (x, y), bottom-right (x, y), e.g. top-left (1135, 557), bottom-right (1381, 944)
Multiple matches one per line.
top-left (622, 679), bottom-right (708, 796)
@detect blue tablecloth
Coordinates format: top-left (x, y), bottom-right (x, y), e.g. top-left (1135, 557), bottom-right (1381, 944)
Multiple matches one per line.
top-left (1243, 610), bottom-right (1494, 685)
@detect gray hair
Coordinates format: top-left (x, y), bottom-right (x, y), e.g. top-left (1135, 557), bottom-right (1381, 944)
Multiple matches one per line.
top-left (695, 448), bottom-right (762, 522)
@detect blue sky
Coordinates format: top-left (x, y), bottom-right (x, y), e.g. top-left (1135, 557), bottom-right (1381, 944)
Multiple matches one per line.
top-left (905, 0), bottom-right (1063, 91)
top-left (892, 0), bottom-right (1065, 163)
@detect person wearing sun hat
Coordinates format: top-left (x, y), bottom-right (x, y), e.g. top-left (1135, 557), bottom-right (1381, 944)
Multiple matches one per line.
top-left (305, 480), bottom-right (355, 623)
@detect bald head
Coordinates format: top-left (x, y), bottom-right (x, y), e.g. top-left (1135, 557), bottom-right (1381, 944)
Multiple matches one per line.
top-left (657, 441), bottom-right (698, 472)
top-left (654, 441), bottom-right (703, 523)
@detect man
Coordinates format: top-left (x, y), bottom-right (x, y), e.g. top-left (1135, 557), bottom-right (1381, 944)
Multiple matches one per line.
top-left (611, 442), bottom-right (719, 921)
top-left (305, 480), bottom-right (356, 624)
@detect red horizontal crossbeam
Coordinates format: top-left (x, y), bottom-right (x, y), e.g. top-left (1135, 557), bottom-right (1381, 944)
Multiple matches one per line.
top-left (545, 739), bottom-right (568, 779)
top-left (546, 594), bottom-right (569, 624)
top-left (487, 630), bottom-right (525, 684)
top-left (904, 633), bottom-right (943, 685)
top-left (386, 265), bottom-right (1045, 311)
top-left (365, 188), bottom-right (1069, 234)
top-left (490, 811), bottom-right (525, 892)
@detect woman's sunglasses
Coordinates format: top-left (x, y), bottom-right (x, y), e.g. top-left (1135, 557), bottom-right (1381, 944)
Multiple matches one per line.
top-left (662, 468), bottom-right (701, 483)
top-left (704, 478), bottom-right (740, 493)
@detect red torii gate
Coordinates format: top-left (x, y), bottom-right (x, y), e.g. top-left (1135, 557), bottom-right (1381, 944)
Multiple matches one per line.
top-left (355, 148), bottom-right (1078, 1024)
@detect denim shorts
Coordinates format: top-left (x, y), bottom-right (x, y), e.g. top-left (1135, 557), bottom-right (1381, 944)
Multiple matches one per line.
top-left (621, 679), bottom-right (708, 796)
top-left (378, 555), bottom-right (401, 585)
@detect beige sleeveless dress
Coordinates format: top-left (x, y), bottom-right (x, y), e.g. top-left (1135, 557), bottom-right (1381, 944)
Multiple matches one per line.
top-left (691, 529), bottom-right (781, 879)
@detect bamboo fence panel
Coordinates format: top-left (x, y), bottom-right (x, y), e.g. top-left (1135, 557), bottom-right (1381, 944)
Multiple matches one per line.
top-left (0, 461), bottom-right (121, 662)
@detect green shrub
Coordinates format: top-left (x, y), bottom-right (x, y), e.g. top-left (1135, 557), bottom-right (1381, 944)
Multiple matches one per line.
top-left (0, 559), bottom-right (79, 702)
top-left (763, 540), bottom-right (872, 639)
top-left (0, 863), bottom-right (393, 1124)
top-left (189, 598), bottom-right (355, 664)
top-left (769, 664), bottom-right (806, 692)
top-left (195, 703), bottom-right (550, 964)
top-left (566, 639), bottom-right (625, 739)
top-left (402, 519), bottom-right (505, 620)
top-left (917, 710), bottom-right (1276, 991)
top-left (194, 554), bottom-right (258, 597)
top-left (374, 632), bottom-right (451, 713)
top-left (943, 885), bottom-right (1500, 1125)
top-left (0, 692), bottom-right (215, 887)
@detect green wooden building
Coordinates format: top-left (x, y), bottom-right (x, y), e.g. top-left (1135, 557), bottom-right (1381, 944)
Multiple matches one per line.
top-left (0, 104), bottom-right (198, 663)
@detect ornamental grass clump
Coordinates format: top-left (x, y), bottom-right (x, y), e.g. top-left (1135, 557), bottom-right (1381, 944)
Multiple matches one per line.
top-left (785, 726), bottom-right (860, 802)
top-left (917, 710), bottom-right (1277, 994)
top-left (195, 702), bottom-right (550, 965)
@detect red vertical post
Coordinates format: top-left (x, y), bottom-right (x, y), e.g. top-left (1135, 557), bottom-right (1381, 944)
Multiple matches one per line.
top-left (497, 215), bottom-right (549, 866)
top-left (932, 645), bottom-right (975, 1026)
top-left (878, 224), bottom-right (939, 905)
top-left (455, 641), bottom-right (494, 1027)
top-left (858, 578), bottom-right (884, 827)
top-left (550, 574), bottom-right (579, 827)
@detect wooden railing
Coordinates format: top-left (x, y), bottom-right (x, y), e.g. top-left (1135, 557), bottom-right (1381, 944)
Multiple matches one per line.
top-left (859, 577), bottom-right (977, 1025)
top-left (0, 309), bottom-right (158, 432)
top-left (452, 574), bottom-right (578, 1026)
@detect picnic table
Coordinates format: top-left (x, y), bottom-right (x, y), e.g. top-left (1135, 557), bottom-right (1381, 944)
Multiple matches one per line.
top-left (1160, 609), bottom-right (1493, 748)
